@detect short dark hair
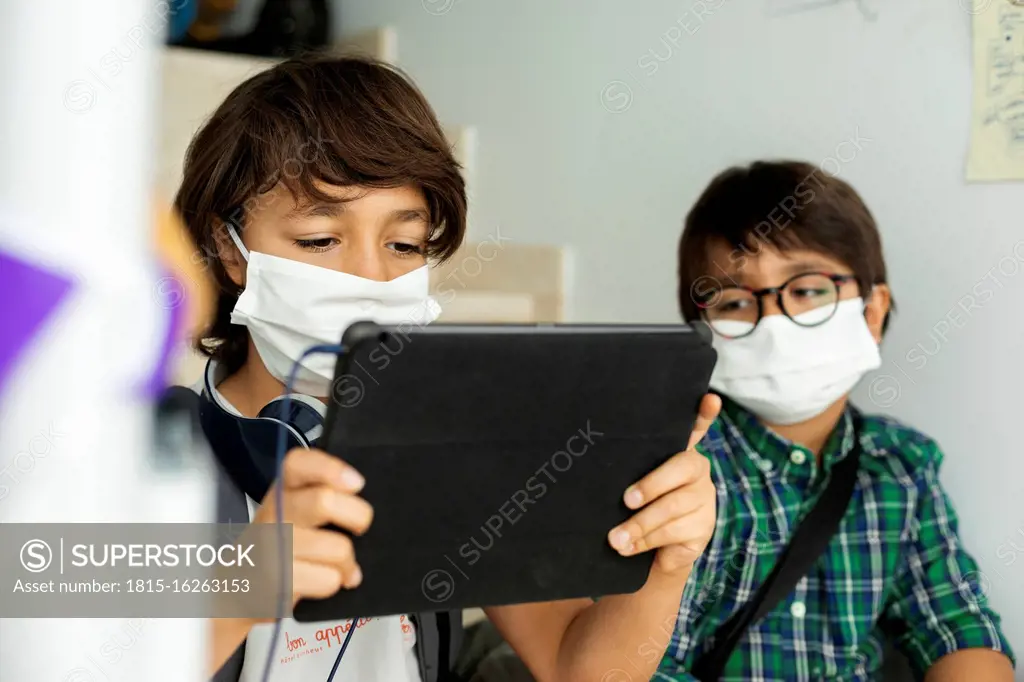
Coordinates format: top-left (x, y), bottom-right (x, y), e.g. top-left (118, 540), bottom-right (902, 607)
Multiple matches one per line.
top-left (677, 160), bottom-right (892, 329)
top-left (175, 53), bottom-right (467, 373)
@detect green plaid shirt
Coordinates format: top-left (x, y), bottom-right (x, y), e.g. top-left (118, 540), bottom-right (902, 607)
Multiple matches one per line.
top-left (657, 398), bottom-right (1014, 681)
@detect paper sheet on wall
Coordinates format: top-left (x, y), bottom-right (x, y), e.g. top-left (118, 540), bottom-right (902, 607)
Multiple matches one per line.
top-left (967, 0), bottom-right (1024, 182)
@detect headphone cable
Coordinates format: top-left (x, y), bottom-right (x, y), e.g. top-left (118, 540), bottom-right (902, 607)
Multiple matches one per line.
top-left (259, 343), bottom-right (360, 682)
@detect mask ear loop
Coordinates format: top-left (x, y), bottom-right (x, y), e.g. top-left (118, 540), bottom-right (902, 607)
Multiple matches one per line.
top-left (225, 220), bottom-right (250, 262)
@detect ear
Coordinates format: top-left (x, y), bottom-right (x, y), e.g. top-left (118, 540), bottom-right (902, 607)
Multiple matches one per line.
top-left (213, 220), bottom-right (246, 290)
top-left (863, 283), bottom-right (891, 343)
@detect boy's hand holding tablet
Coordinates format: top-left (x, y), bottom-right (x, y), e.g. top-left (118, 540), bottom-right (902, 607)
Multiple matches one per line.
top-left (610, 392), bottom-right (720, 577)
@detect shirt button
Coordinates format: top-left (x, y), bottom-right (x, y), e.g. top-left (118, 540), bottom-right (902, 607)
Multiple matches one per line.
top-left (759, 460), bottom-right (774, 473)
top-left (790, 601), bottom-right (806, 618)
top-left (789, 449), bottom-right (807, 465)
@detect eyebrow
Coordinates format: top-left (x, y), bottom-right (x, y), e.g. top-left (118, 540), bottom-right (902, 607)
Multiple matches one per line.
top-left (390, 208), bottom-right (430, 224)
top-left (287, 201), bottom-right (345, 219)
top-left (286, 202), bottom-right (429, 224)
top-left (781, 259), bottom-right (841, 275)
top-left (713, 259), bottom-right (841, 286)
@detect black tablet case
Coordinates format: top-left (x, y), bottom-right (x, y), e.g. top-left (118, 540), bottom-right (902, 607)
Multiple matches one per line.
top-left (293, 323), bottom-right (716, 622)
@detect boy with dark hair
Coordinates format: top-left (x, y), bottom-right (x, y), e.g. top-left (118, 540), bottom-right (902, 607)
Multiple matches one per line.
top-left (177, 53), bottom-right (721, 682)
top-left (660, 160), bottom-right (1015, 681)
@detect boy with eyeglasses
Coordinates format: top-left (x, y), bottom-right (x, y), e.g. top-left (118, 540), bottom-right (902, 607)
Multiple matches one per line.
top-left (658, 161), bottom-right (1015, 681)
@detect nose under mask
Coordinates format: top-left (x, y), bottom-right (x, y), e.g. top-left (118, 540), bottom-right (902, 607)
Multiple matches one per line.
top-left (226, 225), bottom-right (442, 396)
top-left (708, 298), bottom-right (881, 425)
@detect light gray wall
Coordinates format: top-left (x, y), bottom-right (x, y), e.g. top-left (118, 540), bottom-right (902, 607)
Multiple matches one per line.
top-left (336, 0), bottom-right (1024, 661)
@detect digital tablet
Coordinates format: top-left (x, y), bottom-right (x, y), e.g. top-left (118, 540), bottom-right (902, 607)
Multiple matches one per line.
top-left (293, 322), bottom-right (717, 622)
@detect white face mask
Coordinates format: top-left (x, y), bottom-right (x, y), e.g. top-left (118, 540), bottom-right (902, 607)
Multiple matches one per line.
top-left (226, 226), bottom-right (441, 397)
top-left (708, 297), bottom-right (881, 425)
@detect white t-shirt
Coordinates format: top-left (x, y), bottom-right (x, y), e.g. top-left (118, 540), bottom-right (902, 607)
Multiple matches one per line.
top-left (195, 363), bottom-right (421, 682)
top-left (237, 495), bottom-right (422, 682)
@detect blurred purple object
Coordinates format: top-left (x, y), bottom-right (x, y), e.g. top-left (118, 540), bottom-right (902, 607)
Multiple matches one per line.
top-left (0, 251), bottom-right (74, 396)
top-left (140, 273), bottom-right (186, 398)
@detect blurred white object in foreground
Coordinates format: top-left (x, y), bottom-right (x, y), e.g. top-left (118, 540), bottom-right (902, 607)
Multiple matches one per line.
top-left (0, 1), bottom-right (213, 680)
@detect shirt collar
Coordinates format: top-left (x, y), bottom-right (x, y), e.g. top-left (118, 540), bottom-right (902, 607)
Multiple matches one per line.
top-left (718, 395), bottom-right (858, 473)
top-left (201, 358), bottom-right (243, 417)
top-left (200, 357), bottom-right (327, 423)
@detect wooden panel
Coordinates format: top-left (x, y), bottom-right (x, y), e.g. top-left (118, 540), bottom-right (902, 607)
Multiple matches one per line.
top-left (158, 29), bottom-right (397, 200)
top-left (158, 47), bottom-right (278, 200)
top-left (437, 291), bottom-right (536, 323)
top-left (444, 126), bottom-right (477, 198)
top-left (335, 26), bottom-right (398, 63)
top-left (430, 242), bottom-right (566, 322)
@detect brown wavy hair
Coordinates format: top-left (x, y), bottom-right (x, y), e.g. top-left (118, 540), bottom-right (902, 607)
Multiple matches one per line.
top-left (174, 53), bottom-right (467, 373)
top-left (677, 160), bottom-right (892, 332)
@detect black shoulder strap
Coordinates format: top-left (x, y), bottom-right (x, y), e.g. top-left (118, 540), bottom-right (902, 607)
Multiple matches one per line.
top-left (412, 610), bottom-right (464, 682)
top-left (690, 418), bottom-right (864, 681)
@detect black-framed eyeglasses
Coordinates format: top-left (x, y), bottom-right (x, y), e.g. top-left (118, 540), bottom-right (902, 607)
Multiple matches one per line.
top-left (696, 272), bottom-right (857, 339)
